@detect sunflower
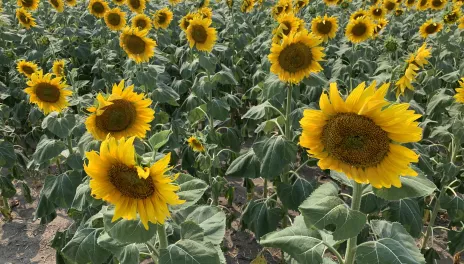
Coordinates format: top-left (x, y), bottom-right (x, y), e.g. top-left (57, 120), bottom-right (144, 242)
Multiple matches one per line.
top-left (370, 0), bottom-right (380, 5)
top-left (419, 20), bottom-right (443, 38)
top-left (350, 9), bottom-right (368, 20)
top-left (127, 0), bottom-right (146, 13)
top-left (198, 7), bottom-right (213, 19)
top-left (105, 8), bottom-right (126, 31)
top-left (372, 18), bottom-right (388, 37)
top-left (454, 78), bottom-right (464, 103)
top-left (17, 0), bottom-right (39, 10)
top-left (88, 0), bottom-right (108, 18)
top-left (405, 0), bottom-right (416, 6)
top-left (169, 0), bottom-right (182, 5)
top-left (64, 0), bottom-right (77, 6)
top-left (293, 0), bottom-right (309, 11)
top-left (430, 0), bottom-right (447, 9)
top-left (17, 60), bottom-right (38, 78)
top-left (16, 8), bottom-right (36, 29)
top-left (383, 0), bottom-right (397, 11)
top-left (187, 136), bottom-right (205, 152)
top-left (300, 82), bottom-right (422, 188)
top-left (199, 0), bottom-right (210, 7)
top-left (369, 6), bottom-right (386, 19)
top-left (24, 70), bottom-right (71, 114)
top-left (186, 16), bottom-right (217, 52)
top-left (132, 14), bottom-right (151, 31)
top-left (394, 8), bottom-right (404, 16)
top-left (395, 43), bottom-right (431, 96)
top-left (49, 0), bottom-right (64, 12)
top-left (241, 0), bottom-right (255, 12)
top-left (459, 16), bottom-right (464, 28)
top-left (345, 16), bottom-right (375, 43)
top-left (311, 15), bottom-right (338, 42)
top-left (272, 0), bottom-right (292, 18)
top-left (52, 59), bottom-right (66, 77)
top-left (113, 0), bottom-right (125, 4)
top-left (153, 8), bottom-right (173, 29)
top-left (416, 0), bottom-right (429, 10)
top-left (272, 13), bottom-right (301, 43)
top-left (226, 0), bottom-right (233, 8)
top-left (324, 0), bottom-right (338, 5)
top-left (119, 27), bottom-right (157, 63)
top-left (443, 8), bottom-right (462, 23)
top-left (84, 137), bottom-right (185, 230)
top-left (269, 32), bottom-right (324, 84)
top-left (179, 13), bottom-right (195, 31)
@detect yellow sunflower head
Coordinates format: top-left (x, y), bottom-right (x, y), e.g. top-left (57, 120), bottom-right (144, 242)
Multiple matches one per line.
top-left (455, 78), bottom-right (464, 103)
top-left (311, 14), bottom-right (339, 42)
top-left (395, 43), bottom-right (431, 96)
top-left (293, 0), bottom-right (309, 11)
top-left (84, 137), bottom-right (185, 230)
top-left (85, 80), bottom-right (155, 140)
top-left (394, 8), bottom-right (404, 16)
top-left (323, 0), bottom-right (338, 5)
top-left (350, 9), bottom-right (368, 20)
top-left (187, 136), bottom-right (205, 152)
top-left (52, 59), bottom-right (66, 77)
top-left (369, 5), bottom-right (386, 19)
top-left (241, 0), bottom-right (255, 12)
top-left (272, 12), bottom-right (301, 43)
top-left (443, 8), bottom-right (462, 24)
top-left (127, 0), bottom-right (146, 13)
top-left (405, 0), bottom-right (416, 7)
top-left (24, 70), bottom-right (71, 114)
top-left (17, 60), bottom-right (38, 78)
top-left (299, 81), bottom-right (422, 188)
top-left (17, 0), bottom-right (39, 10)
top-left (185, 16), bottom-right (217, 52)
top-left (104, 8), bottom-right (127, 31)
top-left (153, 8), bottom-right (173, 29)
top-left (372, 18), bottom-right (388, 37)
top-left (132, 14), bottom-right (152, 31)
top-left (416, 0), bottom-right (429, 10)
top-left (49, 0), bottom-right (65, 12)
top-left (88, 0), bottom-right (108, 18)
top-left (383, 0), bottom-right (397, 11)
top-left (429, 0), bottom-right (447, 9)
top-left (64, 0), bottom-right (77, 6)
top-left (112, 0), bottom-right (125, 5)
top-left (198, 7), bottom-right (213, 19)
top-left (419, 19), bottom-right (443, 38)
top-left (272, 0), bottom-right (292, 18)
top-left (179, 13), bottom-right (195, 31)
top-left (169, 0), bottom-right (182, 5)
top-left (16, 8), bottom-right (37, 29)
top-left (119, 27), bottom-right (157, 63)
top-left (268, 32), bottom-right (325, 84)
top-left (345, 16), bottom-right (375, 43)
top-left (459, 16), bottom-right (464, 28)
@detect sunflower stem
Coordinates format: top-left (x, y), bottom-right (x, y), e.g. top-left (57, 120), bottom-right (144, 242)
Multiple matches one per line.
top-left (344, 181), bottom-right (363, 264)
top-left (157, 224), bottom-right (169, 250)
top-left (56, 158), bottom-right (63, 174)
top-left (67, 135), bottom-right (73, 154)
top-left (420, 185), bottom-right (445, 251)
top-left (284, 85), bottom-right (293, 140)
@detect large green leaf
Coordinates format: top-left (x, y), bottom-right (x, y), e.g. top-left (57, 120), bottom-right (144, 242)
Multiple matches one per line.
top-left (97, 233), bottom-right (139, 264)
top-left (0, 140), bottom-right (15, 168)
top-left (277, 177), bottom-right (316, 211)
top-left (241, 199), bottom-right (283, 239)
top-left (440, 194), bottom-right (464, 222)
top-left (172, 173), bottom-right (208, 210)
top-left (148, 130), bottom-right (172, 151)
top-left (62, 228), bottom-right (111, 264)
top-left (373, 171), bottom-right (436, 201)
top-left (41, 171), bottom-right (82, 209)
top-left (299, 182), bottom-right (367, 241)
top-left (41, 113), bottom-right (76, 138)
top-left (71, 179), bottom-right (103, 211)
top-left (32, 136), bottom-right (66, 164)
top-left (159, 239), bottom-right (220, 264)
top-left (103, 208), bottom-right (157, 243)
top-left (448, 229), bottom-right (464, 255)
top-left (242, 101), bottom-right (276, 120)
top-left (383, 199), bottom-right (422, 238)
top-left (181, 221), bottom-right (205, 242)
top-left (207, 99), bottom-right (230, 121)
top-left (260, 216), bottom-right (326, 264)
top-left (253, 135), bottom-right (297, 179)
top-left (0, 175), bottom-right (16, 198)
top-left (225, 149), bottom-right (261, 178)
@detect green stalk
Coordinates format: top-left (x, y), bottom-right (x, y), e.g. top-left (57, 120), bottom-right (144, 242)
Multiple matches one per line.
top-left (420, 185), bottom-right (445, 251)
top-left (157, 224), bottom-right (169, 250)
top-left (323, 241), bottom-right (345, 264)
top-left (344, 181), bottom-right (363, 264)
top-left (2, 196), bottom-right (10, 215)
top-left (67, 135), bottom-right (73, 154)
top-left (281, 85), bottom-right (293, 228)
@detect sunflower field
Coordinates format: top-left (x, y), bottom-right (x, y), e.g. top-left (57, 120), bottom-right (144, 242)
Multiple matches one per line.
top-left (1, 0), bottom-right (464, 262)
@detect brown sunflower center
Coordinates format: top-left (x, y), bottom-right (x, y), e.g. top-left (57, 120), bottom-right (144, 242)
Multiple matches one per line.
top-left (21, 0), bottom-right (34, 7)
top-left (282, 21), bottom-right (292, 35)
top-left (191, 139), bottom-right (202, 149)
top-left (124, 35), bottom-right (147, 54)
top-left (407, 0), bottom-right (415, 4)
top-left (385, 1), bottom-right (396, 10)
top-left (108, 13), bottom-right (121, 26)
top-left (444, 12), bottom-right (459, 23)
top-left (92, 2), bottom-right (105, 13)
top-left (182, 17), bottom-right (191, 29)
top-left (129, 0), bottom-right (141, 9)
top-left (373, 8), bottom-right (383, 16)
top-left (96, 99), bottom-right (137, 132)
top-left (191, 25), bottom-right (208, 43)
top-left (278, 42), bottom-right (313, 73)
top-left (108, 163), bottom-right (155, 199)
top-left (425, 23), bottom-right (439, 34)
top-left (50, 0), bottom-right (60, 8)
top-left (296, 0), bottom-right (305, 7)
top-left (351, 23), bottom-right (367, 36)
top-left (157, 13), bottom-right (167, 24)
top-left (22, 65), bottom-right (35, 74)
top-left (136, 18), bottom-right (147, 29)
top-left (35, 82), bottom-right (61, 103)
top-left (19, 13), bottom-right (30, 24)
top-left (431, 0), bottom-right (443, 7)
top-left (276, 6), bottom-right (284, 15)
top-left (321, 113), bottom-right (390, 168)
top-left (316, 21), bottom-right (333, 34)
top-left (419, 0), bottom-right (427, 6)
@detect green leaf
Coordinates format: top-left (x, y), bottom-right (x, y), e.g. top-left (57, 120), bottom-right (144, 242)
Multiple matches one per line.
top-left (448, 229), bottom-right (464, 255)
top-left (188, 104), bottom-right (207, 124)
top-left (207, 99), bottom-right (230, 121)
top-left (213, 65), bottom-right (238, 85)
top-left (66, 153), bottom-right (84, 171)
top-left (425, 89), bottom-right (452, 116)
top-left (71, 179), bottom-right (103, 210)
top-left (172, 173), bottom-right (208, 210)
top-left (62, 228), bottom-right (111, 264)
top-left (329, 170), bottom-right (352, 187)
top-left (34, 194), bottom-right (56, 221)
top-left (41, 171), bottom-right (82, 209)
top-left (153, 82), bottom-right (180, 104)
top-left (148, 130), bottom-right (172, 151)
top-left (225, 149), bottom-right (261, 178)
top-left (383, 199), bottom-right (422, 238)
top-left (277, 177), bottom-right (316, 211)
top-left (0, 140), bottom-right (16, 168)
top-left (0, 175), bottom-right (16, 198)
top-left (241, 199), bottom-right (283, 239)
top-left (373, 171), bottom-right (436, 201)
top-left (260, 216), bottom-right (325, 264)
top-left (199, 53), bottom-right (216, 74)
top-left (41, 113), bottom-right (76, 138)
top-left (253, 135), bottom-right (297, 179)
top-left (32, 136), bottom-right (66, 164)
top-left (172, 205), bottom-right (226, 244)
top-left (181, 221), bottom-right (205, 242)
top-left (242, 101), bottom-right (276, 120)
top-left (97, 233), bottom-right (140, 264)
top-left (299, 182), bottom-right (367, 241)
top-left (21, 182), bottom-right (33, 203)
top-left (103, 208), bottom-right (157, 243)
top-left (159, 240), bottom-right (220, 264)
top-left (440, 194), bottom-right (464, 222)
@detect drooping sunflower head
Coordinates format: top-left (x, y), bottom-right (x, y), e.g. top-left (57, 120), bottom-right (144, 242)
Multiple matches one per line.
top-left (416, 0), bottom-right (429, 10)
top-left (127, 0), bottom-right (146, 13)
top-left (299, 81), bottom-right (422, 188)
top-left (64, 0), bottom-right (77, 6)
top-left (272, 12), bottom-right (301, 43)
top-left (84, 137), bottom-right (185, 230)
top-left (153, 7), bottom-right (173, 29)
top-left (311, 14), bottom-right (339, 42)
top-left (383, 0), bottom-right (397, 11)
top-left (350, 9), bottom-right (368, 20)
top-left (85, 80), bottom-right (155, 140)
top-left (419, 19), bottom-right (443, 38)
top-left (455, 78), bottom-right (464, 103)
top-left (88, 0), bottom-right (108, 18)
top-left (187, 136), bottom-right (205, 152)
top-left (429, 0), bottom-right (447, 9)
top-left (17, 60), bottom-right (38, 78)
top-left (413, 43), bottom-right (432, 67)
top-left (443, 8), bottom-right (462, 23)
top-left (185, 16), bottom-right (217, 52)
top-left (119, 27), bottom-right (157, 63)
top-left (24, 70), bottom-right (71, 114)
top-left (104, 8), bottom-right (127, 31)
top-left (16, 8), bottom-right (36, 29)
top-left (198, 7), bottom-right (213, 19)
top-left (345, 16), bottom-right (375, 43)
top-left (132, 14), bottom-right (151, 31)
top-left (405, 0), bottom-right (416, 7)
top-left (17, 0), bottom-right (39, 10)
top-left (241, 0), bottom-right (255, 12)
top-left (49, 0), bottom-right (65, 12)
top-left (112, 0), bottom-right (125, 5)
top-left (268, 32), bottom-right (325, 84)
top-left (179, 13), bottom-right (195, 31)
top-left (52, 59), bottom-right (66, 77)
top-left (372, 18), bottom-right (388, 37)
top-left (293, 0), bottom-right (309, 11)
top-left (369, 5), bottom-right (386, 19)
